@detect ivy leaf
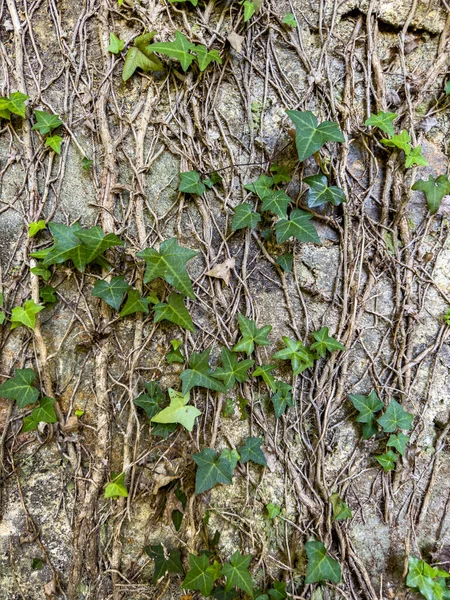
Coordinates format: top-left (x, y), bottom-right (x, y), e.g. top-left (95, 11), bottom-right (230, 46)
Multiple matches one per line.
top-left (179, 171), bottom-right (206, 195)
top-left (303, 175), bottom-right (346, 208)
top-left (232, 203), bottom-right (261, 231)
top-left (137, 238), bottom-right (198, 299)
top-left (203, 171), bottom-right (222, 188)
top-left (375, 450), bottom-right (398, 471)
top-left (266, 503), bottom-right (281, 519)
top-left (364, 111), bottom-right (397, 137)
top-left (260, 190), bottom-right (291, 219)
top-left (242, 0), bottom-right (256, 21)
top-left (152, 422), bottom-right (177, 438)
top-left (239, 436), bottom-right (267, 466)
top-left (232, 313), bottom-right (272, 355)
top-left (166, 339), bottom-right (185, 364)
top-left (380, 130), bottom-right (411, 154)
top-left (253, 364), bottom-right (277, 392)
top-left (45, 135), bottom-right (63, 154)
top-left (40, 222), bottom-right (82, 266)
top-left (154, 293), bottom-right (195, 332)
top-left (272, 336), bottom-right (315, 375)
top-left (30, 265), bottom-right (51, 281)
top-left (412, 175), bottom-right (450, 215)
top-left (183, 554), bottom-right (217, 597)
top-left (282, 12), bottom-right (297, 27)
top-left (310, 327), bottom-right (345, 357)
top-left (192, 447), bottom-right (235, 494)
top-left (244, 174), bottom-right (274, 199)
top-left (0, 97), bottom-right (11, 120)
top-left (305, 540), bottom-right (341, 584)
top-left (150, 31), bottom-right (196, 72)
top-left (276, 252), bottom-right (293, 273)
top-left (119, 289), bottom-right (151, 317)
top-left (74, 226), bottom-right (123, 265)
top-left (268, 581), bottom-right (287, 600)
top-left (11, 300), bottom-right (44, 330)
top-left (286, 110), bottom-right (345, 162)
top-left (30, 396), bottom-right (57, 425)
top-left (32, 110), bottom-right (63, 135)
top-left (181, 349), bottom-right (226, 394)
top-left (194, 46), bottom-right (222, 71)
top-left (377, 399), bottom-right (414, 432)
top-left (151, 388), bottom-right (201, 432)
top-left (82, 157), bottom-right (93, 170)
top-left (330, 493), bottom-right (352, 521)
top-left (387, 432), bottom-right (409, 456)
top-left (134, 381), bottom-right (164, 419)
top-left (0, 368), bottom-right (39, 408)
top-left (7, 91), bottom-right (29, 117)
top-left (145, 544), bottom-right (184, 584)
top-left (92, 276), bottom-right (130, 311)
top-left (122, 32), bottom-right (163, 81)
top-left (270, 164), bottom-right (291, 184)
top-left (22, 415), bottom-right (39, 432)
top-left (271, 381), bottom-right (294, 418)
top-left (212, 588), bottom-right (238, 600)
top-left (447, 81), bottom-right (450, 95)
top-left (215, 348), bottom-right (254, 390)
top-left (104, 472), bottom-right (128, 499)
top-left (40, 285), bottom-right (58, 305)
top-left (168, 0), bottom-right (198, 5)
top-left (349, 390), bottom-right (384, 423)
top-left (405, 146), bottom-right (429, 168)
top-left (407, 557), bottom-right (450, 600)
top-left (221, 551), bottom-right (253, 595)
top-left (28, 220), bottom-right (46, 237)
top-left (275, 209), bottom-right (321, 244)
top-left (107, 32), bottom-right (124, 54)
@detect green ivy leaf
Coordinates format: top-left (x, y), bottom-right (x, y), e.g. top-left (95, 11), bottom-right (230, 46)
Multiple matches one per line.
top-left (303, 175), bottom-right (346, 208)
top-left (166, 339), bottom-right (185, 364)
top-left (104, 472), bottom-right (128, 499)
top-left (375, 450), bottom-right (398, 471)
top-left (212, 587), bottom-right (238, 600)
top-left (154, 293), bottom-right (195, 332)
top-left (239, 436), bottom-right (267, 466)
top-left (151, 388), bottom-right (201, 432)
top-left (152, 422), bottom-right (177, 438)
top-left (82, 156), bottom-right (93, 170)
top-left (119, 289), bottom-right (151, 317)
top-left (273, 336), bottom-right (315, 375)
top-left (194, 46), bottom-right (222, 71)
top-left (179, 171), bottom-right (206, 195)
top-left (168, 0), bottom-right (198, 5)
top-left (232, 203), bottom-right (261, 231)
top-left (7, 91), bottom-right (29, 117)
top-left (260, 190), bottom-right (291, 219)
top-left (45, 135), bottom-right (63, 154)
top-left (412, 175), bottom-right (450, 215)
top-left (30, 265), bottom-right (51, 281)
top-left (203, 171), bottom-right (222, 188)
top-left (310, 327), bottom-right (345, 357)
top-left (134, 381), bottom-right (164, 419)
top-left (305, 540), bottom-right (341, 584)
top-left (137, 238), bottom-right (198, 299)
top-left (253, 364), bottom-right (277, 392)
top-left (405, 146), bottom-right (429, 168)
top-left (242, 0), bottom-right (256, 21)
top-left (275, 209), bottom-right (321, 244)
top-left (32, 110), bottom-right (63, 135)
top-left (215, 348), bottom-right (254, 390)
top-left (74, 226), bottom-right (123, 265)
top-left (349, 390), bottom-right (383, 438)
top-left (268, 581), bottom-right (287, 600)
top-left (28, 220), bottom-right (46, 237)
top-left (380, 130), bottom-right (411, 154)
top-left (0, 368), bottom-right (39, 408)
top-left (11, 300), bottom-right (44, 330)
top-left (221, 550), bottom-right (253, 595)
top-left (107, 32), bottom-right (124, 54)
top-left (266, 503), bottom-right (281, 519)
top-left (446, 81), bottom-right (450, 95)
top-left (183, 553), bottom-right (217, 597)
top-left (244, 174), bottom-right (274, 199)
top-left (29, 396), bottom-right (57, 426)
top-left (287, 110), bottom-right (344, 162)
top-left (330, 493), bottom-right (352, 521)
top-left (40, 222), bottom-right (83, 267)
top-left (92, 276), bottom-right (130, 311)
top-left (232, 313), bottom-right (272, 355)
top-left (387, 432), bottom-right (409, 456)
top-left (271, 381), bottom-right (294, 418)
top-left (407, 557), bottom-right (450, 600)
top-left (282, 12), bottom-right (297, 27)
top-left (192, 447), bottom-right (235, 494)
top-left (40, 285), bottom-right (57, 305)
top-left (150, 31), bottom-right (196, 72)
top-left (122, 32), bottom-right (163, 81)
top-left (22, 415), bottom-right (39, 432)
top-left (180, 349), bottom-right (226, 394)
top-left (377, 399), bottom-right (414, 432)
top-left (270, 164), bottom-right (291, 184)
top-left (145, 544), bottom-right (184, 584)
top-left (276, 252), bottom-right (293, 273)
top-left (364, 111), bottom-right (398, 137)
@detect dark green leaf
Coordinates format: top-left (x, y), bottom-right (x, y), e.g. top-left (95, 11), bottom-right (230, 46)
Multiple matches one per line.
top-left (192, 447), bottom-right (235, 494)
top-left (349, 390), bottom-right (384, 424)
top-left (375, 450), bottom-right (398, 471)
top-left (31, 558), bottom-right (44, 570)
top-left (179, 171), bottom-right (206, 195)
top-left (122, 32), bottom-right (163, 81)
top-left (154, 293), bottom-right (195, 332)
top-left (221, 550), bottom-right (253, 595)
top-left (303, 175), bottom-right (346, 208)
top-left (215, 348), bottom-right (254, 390)
top-left (387, 432), bottom-right (409, 456)
top-left (145, 544), bottom-right (184, 583)
top-left (270, 164), bottom-right (291, 184)
top-left (272, 336), bottom-right (315, 375)
top-left (40, 285), bottom-right (58, 305)
top-left (286, 110), bottom-right (344, 162)
top-left (180, 349), bottom-right (226, 394)
top-left (276, 252), bottom-right (293, 272)
top-left (232, 313), bottom-right (272, 355)
top-left (310, 327), bottom-right (345, 357)
top-left (0, 369), bottom-right (39, 408)
top-left (268, 581), bottom-right (287, 600)
top-left (412, 175), bottom-right (450, 215)
top-left (275, 209), bottom-right (321, 244)
top-left (133, 381), bottom-right (164, 419)
top-left (239, 436), bottom-right (267, 466)
top-left (82, 157), bottom-right (93, 170)
top-left (330, 493), bottom-right (352, 521)
top-left (32, 110), bottom-right (62, 135)
top-left (166, 339), bottom-right (185, 364)
top-left (305, 540), bottom-right (341, 584)
top-left (244, 174), bottom-right (274, 199)
top-left (30, 396), bottom-right (57, 424)
top-left (30, 265), bottom-right (51, 281)
top-left (212, 587), bottom-right (238, 600)
top-left (232, 203), bottom-right (261, 231)
top-left (119, 289), bottom-right (151, 317)
top-left (149, 31), bottom-right (196, 71)
top-left (271, 381), bottom-right (294, 418)
top-left (41, 222), bottom-right (83, 267)
top-left (74, 226), bottom-right (123, 264)
top-left (377, 399), bottom-right (414, 432)
top-left (92, 276), bottom-right (130, 311)
top-left (253, 364), bottom-right (277, 392)
top-left (364, 111), bottom-right (398, 137)
top-left (261, 189), bottom-right (291, 219)
top-left (152, 422), bottom-right (177, 438)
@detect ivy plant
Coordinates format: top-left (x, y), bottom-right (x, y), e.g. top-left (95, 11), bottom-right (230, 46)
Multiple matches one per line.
top-left (151, 388), bottom-right (201, 431)
top-left (0, 91), bottom-right (28, 119)
top-left (406, 556), bottom-right (450, 600)
top-left (149, 31), bottom-right (221, 72)
top-left (412, 175), bottom-right (450, 215)
top-left (122, 32), bottom-right (163, 81)
top-left (305, 540), bottom-right (341, 584)
top-left (287, 109), bottom-right (345, 162)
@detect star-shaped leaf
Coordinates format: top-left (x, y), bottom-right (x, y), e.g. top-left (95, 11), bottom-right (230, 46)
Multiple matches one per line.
top-left (122, 32), bottom-right (163, 81)
top-left (239, 436), bottom-right (267, 467)
top-left (275, 209), bottom-right (321, 244)
top-left (40, 222), bottom-right (83, 266)
top-left (194, 46), bottom-right (222, 71)
top-left (375, 450), bottom-right (398, 471)
top-left (28, 220), bottom-right (46, 237)
top-left (282, 12), bottom-right (298, 27)
top-left (380, 130), bottom-right (411, 154)
top-left (412, 174), bottom-right (450, 214)
top-left (268, 581), bottom-right (287, 600)
top-left (137, 238), bottom-right (198, 299)
top-left (40, 285), bottom-right (57, 305)
top-left (387, 432), bottom-right (409, 456)
top-left (310, 327), bottom-right (345, 357)
top-left (30, 265), bottom-right (51, 281)
top-left (260, 190), bottom-right (291, 219)
top-left (150, 31), bottom-right (196, 72)
top-left (32, 110), bottom-right (63, 135)
top-left (305, 540), bottom-right (341, 584)
top-left (192, 447), bottom-right (235, 494)
top-left (180, 349), bottom-right (226, 394)
top-left (215, 348), bottom-right (254, 390)
top-left (221, 551), bottom-right (253, 596)
top-left (405, 146), bottom-right (428, 168)
top-left (133, 381), bottom-right (165, 419)
top-left (276, 252), bottom-right (293, 272)
top-left (154, 293), bottom-right (195, 332)
top-left (364, 111), bottom-right (398, 137)
top-left (303, 175), bottom-right (346, 208)
top-left (104, 472), bottom-right (128, 499)
top-left (0, 368), bottom-right (39, 408)
top-left (232, 313), bottom-right (272, 355)
top-left (271, 381), bottom-right (294, 418)
top-left (145, 544), bottom-right (184, 584)
top-left (119, 289), bottom-right (151, 317)
top-left (10, 300), bottom-right (44, 330)
top-left (46, 135), bottom-right (63, 154)
top-left (232, 203), bottom-right (261, 231)
top-left (183, 554), bottom-right (217, 597)
top-left (377, 399), bottom-right (414, 432)
top-left (23, 396), bottom-right (58, 431)
top-left (287, 110), bottom-right (345, 162)
top-left (151, 388), bottom-right (201, 432)
top-left (244, 175), bottom-right (274, 199)
top-left (179, 171), bottom-right (206, 195)
top-left (330, 493), bottom-right (352, 521)
top-left (253, 364), bottom-right (277, 392)
top-left (92, 276), bottom-right (130, 311)
top-left (7, 91), bottom-right (29, 117)
top-left (107, 32), bottom-right (124, 54)
top-left (74, 226), bottom-right (123, 264)
top-left (166, 339), bottom-right (185, 364)
top-left (349, 390), bottom-right (384, 424)
top-left (272, 336), bottom-right (315, 375)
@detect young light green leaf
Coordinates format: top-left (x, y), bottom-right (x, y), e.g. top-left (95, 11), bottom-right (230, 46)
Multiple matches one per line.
top-left (30, 265), bottom-right (51, 281)
top-left (405, 146), bottom-right (429, 169)
top-left (364, 111), bottom-right (398, 137)
top-left (179, 171), bottom-right (206, 195)
top-left (380, 130), bottom-right (411, 154)
top-left (145, 544), bottom-right (184, 584)
top-left (7, 92), bottom-right (29, 117)
top-left (412, 174), bottom-right (450, 215)
top-left (122, 32), bottom-right (163, 81)
top-left (137, 238), bottom-right (198, 299)
top-left (119, 289), bottom-right (151, 317)
top-left (310, 327), bottom-right (346, 357)
top-left (305, 540), bottom-right (341, 584)
top-left (239, 436), bottom-right (267, 466)
top-left (194, 46), bottom-right (222, 71)
top-left (232, 203), bottom-right (261, 231)
top-left (40, 285), bottom-right (57, 305)
top-left (11, 300), bottom-right (44, 330)
top-left (151, 388), bottom-right (201, 432)
top-left (232, 313), bottom-right (272, 355)
top-left (282, 12), bottom-right (297, 27)
top-left (276, 252), bottom-right (293, 273)
top-left (154, 293), bottom-right (195, 332)
top-left (387, 432), bottom-right (409, 456)
top-left (273, 336), bottom-right (315, 375)
top-left (275, 209), bottom-right (321, 244)
top-left (221, 551), bottom-right (253, 595)
top-left (192, 447), bottom-right (235, 494)
top-left (181, 349), bottom-right (226, 394)
top-left (92, 276), bottom-right (130, 311)
top-left (32, 110), bottom-right (63, 135)
top-left (286, 110), bottom-right (345, 162)
top-left (29, 220), bottom-right (46, 237)
top-left (377, 399), bottom-right (414, 432)
top-left (330, 493), bottom-right (352, 521)
top-left (375, 450), bottom-right (398, 471)
top-left (0, 97), bottom-right (11, 120)
top-left (104, 472), bottom-right (128, 499)
top-left (266, 502), bottom-right (281, 519)
top-left (166, 339), bottom-right (185, 364)
top-left (45, 135), bottom-right (63, 154)
top-left (107, 32), bottom-right (124, 54)
top-left (149, 31), bottom-right (196, 72)
top-left (183, 554), bottom-right (217, 597)
top-left (303, 175), bottom-right (346, 208)
top-left (271, 381), bottom-right (294, 418)
top-left (242, 0), bottom-right (256, 21)
top-left (253, 364), bottom-right (277, 392)
top-left (0, 368), bottom-right (39, 408)
top-left (215, 347), bottom-right (254, 390)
